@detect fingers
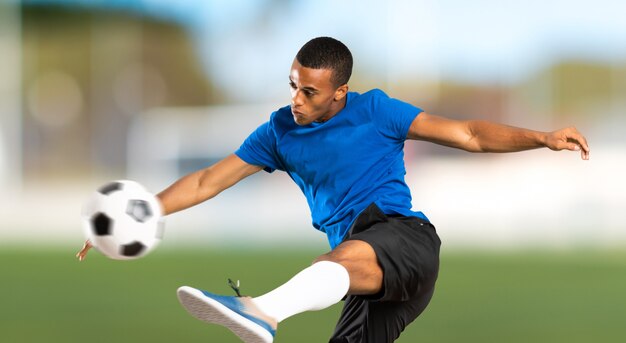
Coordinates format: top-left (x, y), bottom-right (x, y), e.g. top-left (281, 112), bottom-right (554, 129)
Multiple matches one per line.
top-left (76, 240), bottom-right (92, 261)
top-left (568, 144), bottom-right (588, 160)
top-left (554, 127), bottom-right (589, 160)
top-left (565, 127), bottom-right (590, 160)
top-left (581, 147), bottom-right (590, 160)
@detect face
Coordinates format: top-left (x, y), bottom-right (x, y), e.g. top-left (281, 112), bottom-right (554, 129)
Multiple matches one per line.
top-left (289, 59), bottom-right (348, 126)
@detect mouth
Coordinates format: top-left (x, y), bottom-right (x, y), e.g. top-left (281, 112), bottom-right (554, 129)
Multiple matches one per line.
top-left (291, 108), bottom-right (305, 120)
top-left (291, 108), bottom-right (308, 125)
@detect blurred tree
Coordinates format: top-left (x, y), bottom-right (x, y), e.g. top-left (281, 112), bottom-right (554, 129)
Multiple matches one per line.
top-left (21, 5), bottom-right (222, 180)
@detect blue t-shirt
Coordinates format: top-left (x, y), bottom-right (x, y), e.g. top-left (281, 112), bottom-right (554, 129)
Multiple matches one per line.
top-left (235, 89), bottom-right (428, 248)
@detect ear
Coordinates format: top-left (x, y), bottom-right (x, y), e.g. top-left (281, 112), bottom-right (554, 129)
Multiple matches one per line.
top-left (334, 84), bottom-right (349, 101)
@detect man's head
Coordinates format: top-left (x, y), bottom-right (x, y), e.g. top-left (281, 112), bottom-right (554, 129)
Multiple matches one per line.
top-left (295, 37), bottom-right (353, 88)
top-left (289, 37), bottom-right (353, 126)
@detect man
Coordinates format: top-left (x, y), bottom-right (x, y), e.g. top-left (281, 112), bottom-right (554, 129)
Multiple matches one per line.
top-left (77, 37), bottom-right (590, 343)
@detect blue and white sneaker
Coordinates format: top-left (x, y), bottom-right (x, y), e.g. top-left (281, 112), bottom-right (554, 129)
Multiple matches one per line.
top-left (177, 285), bottom-right (277, 343)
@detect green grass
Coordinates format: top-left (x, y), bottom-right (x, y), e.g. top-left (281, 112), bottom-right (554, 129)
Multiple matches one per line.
top-left (1, 247), bottom-right (626, 342)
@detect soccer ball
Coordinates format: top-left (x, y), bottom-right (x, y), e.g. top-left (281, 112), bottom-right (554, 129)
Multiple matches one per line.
top-left (81, 180), bottom-right (165, 260)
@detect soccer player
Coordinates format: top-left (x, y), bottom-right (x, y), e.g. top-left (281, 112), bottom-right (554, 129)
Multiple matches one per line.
top-left (77, 37), bottom-right (590, 343)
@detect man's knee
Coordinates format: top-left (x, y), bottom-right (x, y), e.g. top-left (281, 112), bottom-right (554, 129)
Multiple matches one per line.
top-left (313, 240), bottom-right (383, 295)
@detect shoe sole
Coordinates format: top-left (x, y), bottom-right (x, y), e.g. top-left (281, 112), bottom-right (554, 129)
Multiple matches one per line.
top-left (177, 286), bottom-right (274, 343)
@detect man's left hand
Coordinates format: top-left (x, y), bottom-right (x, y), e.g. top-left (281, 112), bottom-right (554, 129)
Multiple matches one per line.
top-left (545, 127), bottom-right (590, 160)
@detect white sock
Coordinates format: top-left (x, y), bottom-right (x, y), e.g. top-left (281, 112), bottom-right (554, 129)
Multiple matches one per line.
top-left (252, 261), bottom-right (350, 323)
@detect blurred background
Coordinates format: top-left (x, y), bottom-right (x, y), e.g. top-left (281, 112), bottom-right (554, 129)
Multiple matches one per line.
top-left (1, 0), bottom-right (625, 342)
top-left (1, 0), bottom-right (624, 248)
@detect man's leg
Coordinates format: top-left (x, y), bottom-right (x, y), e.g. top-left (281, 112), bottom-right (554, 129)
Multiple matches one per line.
top-left (253, 240), bottom-right (383, 322)
top-left (177, 240), bottom-right (379, 342)
top-left (250, 234), bottom-right (437, 343)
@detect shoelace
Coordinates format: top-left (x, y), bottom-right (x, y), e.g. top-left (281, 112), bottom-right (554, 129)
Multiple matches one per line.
top-left (228, 278), bottom-right (242, 297)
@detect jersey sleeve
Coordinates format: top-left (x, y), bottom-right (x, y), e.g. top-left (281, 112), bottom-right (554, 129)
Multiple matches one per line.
top-left (235, 121), bottom-right (280, 173)
top-left (372, 90), bottom-right (423, 140)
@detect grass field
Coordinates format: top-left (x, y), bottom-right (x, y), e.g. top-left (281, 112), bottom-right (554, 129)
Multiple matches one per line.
top-left (2, 246), bottom-right (626, 342)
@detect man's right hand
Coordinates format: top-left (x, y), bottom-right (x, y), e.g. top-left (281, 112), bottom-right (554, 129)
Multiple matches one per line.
top-left (76, 240), bottom-right (92, 261)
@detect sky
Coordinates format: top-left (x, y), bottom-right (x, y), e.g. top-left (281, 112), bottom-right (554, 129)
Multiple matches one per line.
top-left (18, 0), bottom-right (626, 100)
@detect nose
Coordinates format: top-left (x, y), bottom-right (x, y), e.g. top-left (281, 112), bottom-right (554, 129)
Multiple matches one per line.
top-left (291, 90), bottom-right (305, 107)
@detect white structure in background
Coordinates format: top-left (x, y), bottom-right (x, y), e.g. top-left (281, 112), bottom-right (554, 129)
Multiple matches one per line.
top-left (128, 104), bottom-right (625, 249)
top-left (127, 104), bottom-right (279, 188)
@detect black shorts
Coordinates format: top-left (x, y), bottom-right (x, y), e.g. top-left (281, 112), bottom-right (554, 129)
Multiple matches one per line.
top-left (329, 203), bottom-right (441, 343)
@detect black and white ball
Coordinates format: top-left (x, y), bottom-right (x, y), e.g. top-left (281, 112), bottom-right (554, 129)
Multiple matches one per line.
top-left (81, 180), bottom-right (165, 260)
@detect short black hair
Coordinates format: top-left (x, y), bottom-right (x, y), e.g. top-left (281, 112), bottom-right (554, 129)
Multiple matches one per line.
top-left (296, 37), bottom-right (353, 87)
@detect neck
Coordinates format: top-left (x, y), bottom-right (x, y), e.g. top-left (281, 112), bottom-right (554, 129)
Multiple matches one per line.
top-left (316, 96), bottom-right (348, 123)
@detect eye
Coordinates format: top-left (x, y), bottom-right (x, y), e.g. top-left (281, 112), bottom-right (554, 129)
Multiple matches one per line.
top-left (288, 81), bottom-right (296, 89)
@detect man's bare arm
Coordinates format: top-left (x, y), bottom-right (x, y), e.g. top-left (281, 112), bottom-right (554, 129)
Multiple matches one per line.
top-left (157, 154), bottom-right (263, 215)
top-left (407, 112), bottom-right (590, 160)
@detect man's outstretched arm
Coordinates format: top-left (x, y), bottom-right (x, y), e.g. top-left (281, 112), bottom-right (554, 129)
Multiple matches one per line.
top-left (407, 112), bottom-right (590, 160)
top-left (157, 154), bottom-right (263, 215)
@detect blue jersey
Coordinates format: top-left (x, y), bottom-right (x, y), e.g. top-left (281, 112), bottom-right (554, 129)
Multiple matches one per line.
top-left (235, 89), bottom-right (428, 248)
